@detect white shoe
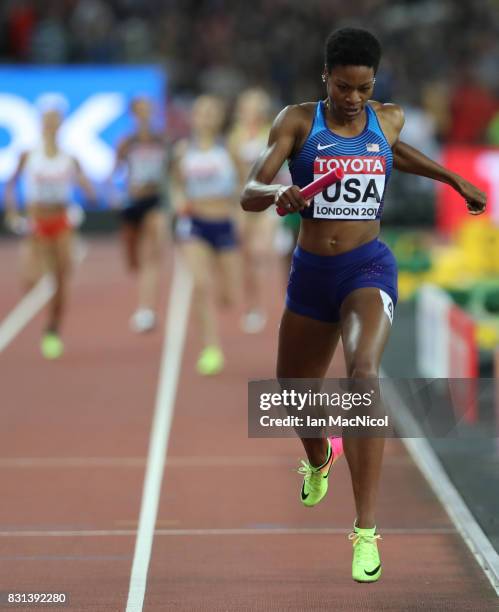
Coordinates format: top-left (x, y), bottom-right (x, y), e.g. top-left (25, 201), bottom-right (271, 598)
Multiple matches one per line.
top-left (130, 308), bottom-right (156, 333)
top-left (241, 310), bottom-right (267, 334)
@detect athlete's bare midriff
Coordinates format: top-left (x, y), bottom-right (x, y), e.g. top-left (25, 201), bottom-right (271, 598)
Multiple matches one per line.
top-left (189, 197), bottom-right (235, 220)
top-left (299, 218), bottom-right (380, 255)
top-left (289, 101), bottom-right (392, 255)
top-left (129, 183), bottom-right (162, 200)
top-left (29, 203), bottom-right (68, 218)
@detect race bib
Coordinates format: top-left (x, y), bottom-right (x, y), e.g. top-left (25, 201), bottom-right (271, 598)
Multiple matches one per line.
top-left (313, 156), bottom-right (386, 220)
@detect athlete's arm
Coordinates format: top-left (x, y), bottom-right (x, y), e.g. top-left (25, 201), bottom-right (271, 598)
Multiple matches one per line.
top-left (240, 106), bottom-right (308, 213)
top-left (393, 141), bottom-right (486, 215)
top-left (74, 159), bottom-right (97, 205)
top-left (4, 152), bottom-right (28, 220)
top-left (112, 139), bottom-right (129, 176)
top-left (105, 138), bottom-right (129, 208)
top-left (169, 139), bottom-right (190, 213)
top-left (374, 100), bottom-right (486, 215)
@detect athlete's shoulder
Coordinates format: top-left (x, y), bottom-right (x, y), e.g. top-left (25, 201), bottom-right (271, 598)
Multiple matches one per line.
top-left (370, 100), bottom-right (405, 130)
top-left (369, 100), bottom-right (405, 144)
top-left (270, 103), bottom-right (316, 141)
top-left (19, 150), bottom-right (31, 164)
top-left (151, 132), bottom-right (167, 146)
top-left (117, 135), bottom-right (134, 158)
top-left (274, 102), bottom-right (315, 124)
top-left (172, 138), bottom-right (190, 159)
top-left (12, 150), bottom-right (31, 175)
top-left (23, 148), bottom-right (43, 165)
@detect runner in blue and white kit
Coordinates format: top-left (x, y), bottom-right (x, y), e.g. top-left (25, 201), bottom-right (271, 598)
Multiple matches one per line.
top-left (172, 95), bottom-right (240, 376)
top-left (241, 27), bottom-right (486, 583)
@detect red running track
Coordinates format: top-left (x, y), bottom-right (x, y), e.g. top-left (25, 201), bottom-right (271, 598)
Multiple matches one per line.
top-left (0, 237), bottom-right (497, 611)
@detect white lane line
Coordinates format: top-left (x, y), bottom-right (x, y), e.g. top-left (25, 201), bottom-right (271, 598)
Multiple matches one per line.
top-left (383, 376), bottom-right (499, 595)
top-left (125, 254), bottom-right (193, 612)
top-left (0, 527), bottom-right (457, 537)
top-left (0, 275), bottom-right (55, 352)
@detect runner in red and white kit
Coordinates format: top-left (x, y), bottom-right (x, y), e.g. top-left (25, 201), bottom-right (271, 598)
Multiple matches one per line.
top-left (5, 94), bottom-right (95, 359)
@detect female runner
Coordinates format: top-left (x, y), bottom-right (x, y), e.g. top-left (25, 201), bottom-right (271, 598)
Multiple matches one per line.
top-left (229, 88), bottom-right (276, 334)
top-left (172, 95), bottom-right (240, 375)
top-left (112, 96), bottom-right (167, 333)
top-left (5, 95), bottom-right (95, 359)
top-left (241, 28), bottom-right (486, 582)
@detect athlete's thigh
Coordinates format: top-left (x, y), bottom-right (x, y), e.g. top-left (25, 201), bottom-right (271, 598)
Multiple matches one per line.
top-left (241, 213), bottom-right (275, 256)
top-left (340, 287), bottom-right (392, 376)
top-left (215, 248), bottom-right (241, 302)
top-left (139, 209), bottom-right (166, 261)
top-left (52, 231), bottom-right (73, 278)
top-left (277, 308), bottom-right (341, 378)
top-left (179, 238), bottom-right (214, 287)
top-left (20, 237), bottom-right (46, 286)
top-left (121, 220), bottom-right (139, 247)
top-left (142, 209), bottom-right (166, 244)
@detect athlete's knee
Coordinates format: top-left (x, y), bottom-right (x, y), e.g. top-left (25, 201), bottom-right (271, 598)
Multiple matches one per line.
top-left (124, 244), bottom-right (138, 268)
top-left (53, 272), bottom-right (69, 295)
top-left (140, 245), bottom-right (160, 266)
top-left (219, 289), bottom-right (236, 308)
top-left (151, 238), bottom-right (165, 262)
top-left (348, 360), bottom-right (379, 380)
top-left (55, 256), bottom-right (72, 277)
top-left (193, 276), bottom-right (211, 296)
top-left (247, 242), bottom-right (268, 263)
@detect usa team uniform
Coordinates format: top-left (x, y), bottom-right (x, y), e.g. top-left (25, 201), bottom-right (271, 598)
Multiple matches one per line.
top-left (286, 101), bottom-right (397, 323)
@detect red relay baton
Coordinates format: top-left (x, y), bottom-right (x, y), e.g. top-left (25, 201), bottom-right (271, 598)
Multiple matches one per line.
top-left (276, 166), bottom-right (345, 216)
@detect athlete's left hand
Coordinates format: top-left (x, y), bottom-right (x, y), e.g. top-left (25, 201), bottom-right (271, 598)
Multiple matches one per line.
top-left (455, 177), bottom-right (487, 215)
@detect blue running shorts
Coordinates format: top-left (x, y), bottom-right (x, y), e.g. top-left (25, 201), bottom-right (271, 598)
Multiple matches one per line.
top-left (176, 216), bottom-right (238, 251)
top-left (286, 239), bottom-right (398, 323)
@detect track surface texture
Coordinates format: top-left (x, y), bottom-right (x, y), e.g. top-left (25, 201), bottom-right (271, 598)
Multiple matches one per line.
top-left (0, 237), bottom-right (497, 611)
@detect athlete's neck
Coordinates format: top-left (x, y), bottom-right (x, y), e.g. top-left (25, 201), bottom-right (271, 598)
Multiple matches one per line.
top-left (325, 98), bottom-right (366, 129)
top-left (43, 136), bottom-right (58, 157)
top-left (137, 124), bottom-right (152, 139)
top-left (195, 133), bottom-right (216, 150)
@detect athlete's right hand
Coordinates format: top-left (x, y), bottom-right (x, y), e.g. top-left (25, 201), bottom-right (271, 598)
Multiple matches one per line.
top-left (274, 185), bottom-right (309, 213)
top-left (4, 211), bottom-right (29, 235)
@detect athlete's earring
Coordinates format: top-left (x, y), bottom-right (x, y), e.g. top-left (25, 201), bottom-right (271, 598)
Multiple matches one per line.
top-left (322, 74), bottom-right (326, 83)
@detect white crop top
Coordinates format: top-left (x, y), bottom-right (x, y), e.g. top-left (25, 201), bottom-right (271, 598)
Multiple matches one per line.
top-left (180, 142), bottom-right (237, 201)
top-left (24, 148), bottom-right (76, 206)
